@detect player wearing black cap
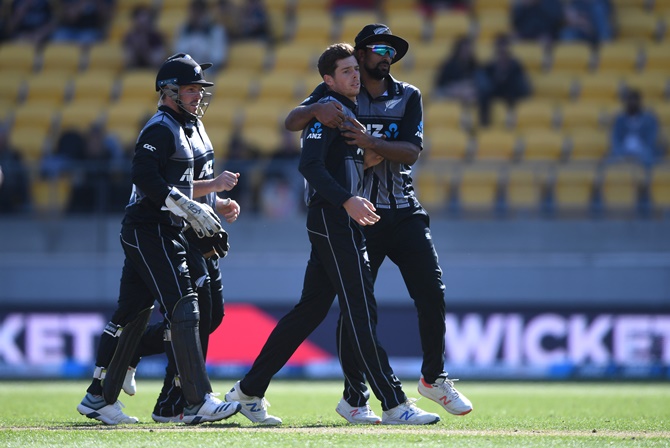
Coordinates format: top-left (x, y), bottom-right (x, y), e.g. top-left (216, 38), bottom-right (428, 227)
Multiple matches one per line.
top-left (76, 54), bottom-right (241, 425)
top-left (225, 43), bottom-right (440, 426)
top-left (285, 24), bottom-right (473, 423)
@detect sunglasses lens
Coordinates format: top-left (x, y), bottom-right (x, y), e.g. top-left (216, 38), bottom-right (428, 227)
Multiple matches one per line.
top-left (370, 45), bottom-right (396, 58)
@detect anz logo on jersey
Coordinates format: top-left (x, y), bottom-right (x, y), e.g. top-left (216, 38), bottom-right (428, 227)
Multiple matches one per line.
top-left (367, 122), bottom-right (400, 140)
top-left (180, 167), bottom-right (194, 182)
top-left (416, 121), bottom-right (423, 139)
top-left (198, 159), bottom-right (214, 179)
top-left (306, 122), bottom-right (323, 139)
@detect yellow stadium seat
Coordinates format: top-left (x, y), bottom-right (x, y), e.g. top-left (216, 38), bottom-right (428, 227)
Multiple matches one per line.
top-left (23, 71), bottom-right (72, 106)
top-left (426, 129), bottom-right (470, 161)
top-left (104, 100), bottom-right (156, 146)
top-left (568, 128), bottom-right (610, 161)
top-left (425, 101), bottom-right (464, 132)
top-left (86, 42), bottom-right (126, 73)
top-left (115, 70), bottom-right (159, 104)
top-left (107, 8), bottom-right (133, 42)
top-left (559, 102), bottom-right (606, 130)
top-left (255, 72), bottom-right (303, 102)
top-left (458, 165), bottom-right (501, 211)
top-left (531, 72), bottom-right (576, 101)
top-left (643, 44), bottom-right (670, 73)
top-left (69, 71), bottom-right (116, 105)
top-left (57, 101), bottom-right (107, 133)
top-left (474, 129), bottom-right (518, 161)
top-left (596, 42), bottom-right (641, 74)
top-left (430, 11), bottom-right (471, 42)
top-left (577, 73), bottom-right (623, 102)
top-left (386, 12), bottom-right (426, 44)
top-left (505, 163), bottom-right (549, 211)
top-left (511, 42), bottom-right (547, 74)
top-left (382, 0), bottom-right (418, 15)
top-left (521, 131), bottom-right (565, 162)
top-left (294, 0), bottom-right (329, 12)
top-left (38, 43), bottom-right (83, 74)
top-left (204, 126), bottom-right (233, 160)
top-left (335, 11), bottom-right (382, 42)
top-left (600, 162), bottom-right (645, 212)
top-left (241, 101), bottom-right (291, 132)
top-left (156, 10), bottom-right (185, 46)
top-left (270, 42), bottom-right (319, 74)
top-left (31, 176), bottom-right (72, 214)
top-left (617, 13), bottom-right (660, 42)
top-left (0, 42), bottom-right (37, 74)
top-left (650, 162), bottom-right (670, 210)
top-left (9, 127), bottom-right (50, 163)
top-left (512, 100), bottom-right (557, 130)
top-left (0, 71), bottom-right (27, 105)
top-left (292, 11), bottom-right (333, 45)
top-left (623, 72), bottom-right (669, 99)
top-left (11, 101), bottom-right (58, 134)
top-left (406, 68), bottom-right (436, 97)
top-left (413, 40), bottom-right (453, 73)
top-left (241, 123), bottom-right (282, 156)
top-left (266, 8), bottom-right (288, 42)
top-left (213, 69), bottom-right (259, 101)
top-left (415, 167), bottom-right (453, 212)
top-left (202, 99), bottom-right (243, 130)
top-left (651, 102), bottom-right (670, 127)
top-left (553, 162), bottom-right (597, 213)
top-left (227, 41), bottom-right (269, 72)
top-left (476, 12), bottom-right (510, 42)
top-left (550, 43), bottom-right (593, 74)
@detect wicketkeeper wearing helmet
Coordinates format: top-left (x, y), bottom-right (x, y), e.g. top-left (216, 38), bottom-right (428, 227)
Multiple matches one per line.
top-left (77, 54), bottom-right (241, 425)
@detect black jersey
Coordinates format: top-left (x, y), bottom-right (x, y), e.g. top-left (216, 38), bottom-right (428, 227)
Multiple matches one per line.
top-left (191, 119), bottom-right (217, 209)
top-left (299, 92), bottom-right (363, 209)
top-left (123, 106), bottom-right (196, 227)
top-left (301, 75), bottom-right (424, 210)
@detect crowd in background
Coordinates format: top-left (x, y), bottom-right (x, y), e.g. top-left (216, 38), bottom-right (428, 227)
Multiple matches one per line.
top-left (0, 0), bottom-right (666, 217)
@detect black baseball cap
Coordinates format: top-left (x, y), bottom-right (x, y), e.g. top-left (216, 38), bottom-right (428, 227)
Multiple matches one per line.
top-left (354, 23), bottom-right (409, 64)
top-left (155, 53), bottom-right (214, 91)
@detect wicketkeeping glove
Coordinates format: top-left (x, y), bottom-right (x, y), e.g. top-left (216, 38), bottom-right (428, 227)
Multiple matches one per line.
top-left (163, 187), bottom-right (223, 238)
top-left (186, 227), bottom-right (229, 259)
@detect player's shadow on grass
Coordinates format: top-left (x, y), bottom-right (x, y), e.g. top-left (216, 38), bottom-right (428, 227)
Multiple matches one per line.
top-left (64, 421), bottom-right (244, 430)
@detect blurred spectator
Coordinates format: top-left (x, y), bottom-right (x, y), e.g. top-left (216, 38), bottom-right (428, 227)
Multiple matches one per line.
top-left (174, 0), bottom-right (228, 71)
top-left (331, 0), bottom-right (382, 18)
top-left (608, 89), bottom-right (660, 168)
top-left (434, 36), bottom-right (479, 104)
top-left (260, 128), bottom-right (303, 218)
top-left (4, 0), bottom-right (56, 46)
top-left (475, 34), bottom-right (532, 127)
top-left (66, 123), bottom-right (129, 213)
top-left (237, 0), bottom-right (271, 41)
top-left (511, 0), bottom-right (564, 45)
top-left (122, 5), bottom-right (166, 69)
top-left (0, 126), bottom-right (31, 214)
top-left (50, 0), bottom-right (113, 45)
top-left (41, 128), bottom-right (86, 179)
top-left (560, 0), bottom-right (613, 47)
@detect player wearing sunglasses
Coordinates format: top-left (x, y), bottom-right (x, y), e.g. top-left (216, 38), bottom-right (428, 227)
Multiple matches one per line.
top-left (285, 24), bottom-right (473, 424)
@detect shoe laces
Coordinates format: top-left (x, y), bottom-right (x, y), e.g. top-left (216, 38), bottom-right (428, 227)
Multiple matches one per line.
top-left (400, 398), bottom-right (422, 412)
top-left (435, 375), bottom-right (461, 399)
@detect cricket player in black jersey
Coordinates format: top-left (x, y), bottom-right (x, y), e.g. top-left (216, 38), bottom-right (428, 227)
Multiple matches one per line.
top-left (285, 24), bottom-right (473, 423)
top-left (77, 54), bottom-right (241, 425)
top-left (125, 98), bottom-right (242, 423)
top-left (224, 43), bottom-right (439, 426)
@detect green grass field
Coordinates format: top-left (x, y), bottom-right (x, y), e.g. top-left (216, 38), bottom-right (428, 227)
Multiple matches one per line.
top-left (0, 380), bottom-right (668, 447)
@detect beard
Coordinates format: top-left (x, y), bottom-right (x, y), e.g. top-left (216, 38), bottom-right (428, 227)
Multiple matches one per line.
top-left (364, 62), bottom-right (389, 80)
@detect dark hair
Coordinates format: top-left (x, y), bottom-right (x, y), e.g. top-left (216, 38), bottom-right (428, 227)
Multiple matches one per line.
top-left (317, 43), bottom-right (355, 78)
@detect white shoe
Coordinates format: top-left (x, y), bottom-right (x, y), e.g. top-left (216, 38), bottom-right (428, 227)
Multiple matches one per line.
top-left (122, 367), bottom-right (137, 396)
top-left (381, 399), bottom-right (440, 425)
top-left (77, 393), bottom-right (139, 425)
top-left (335, 398), bottom-right (381, 424)
top-left (180, 393), bottom-right (241, 425)
top-left (418, 374), bottom-right (473, 416)
top-left (152, 413), bottom-right (182, 423)
top-left (225, 380), bottom-right (282, 426)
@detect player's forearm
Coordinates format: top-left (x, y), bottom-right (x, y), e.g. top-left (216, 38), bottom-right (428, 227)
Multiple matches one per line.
top-left (285, 105), bottom-right (316, 131)
top-left (366, 139), bottom-right (420, 165)
top-left (192, 179), bottom-right (214, 198)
